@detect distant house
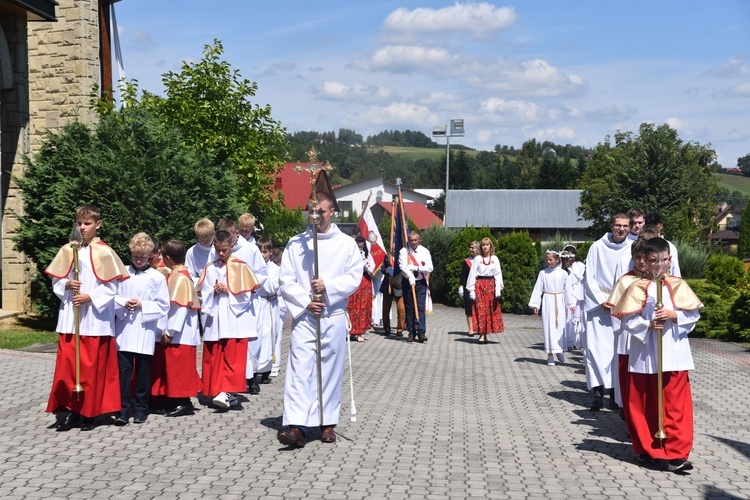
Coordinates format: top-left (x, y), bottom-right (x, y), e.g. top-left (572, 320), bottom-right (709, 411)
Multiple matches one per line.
top-left (708, 203), bottom-right (743, 252)
top-left (371, 201), bottom-right (443, 231)
top-left (274, 165), bottom-right (436, 220)
top-left (333, 173), bottom-right (433, 219)
top-left (445, 189), bottom-right (590, 242)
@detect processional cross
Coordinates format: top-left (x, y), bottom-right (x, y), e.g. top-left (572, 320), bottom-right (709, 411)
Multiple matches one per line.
top-left (293, 146), bottom-right (333, 427)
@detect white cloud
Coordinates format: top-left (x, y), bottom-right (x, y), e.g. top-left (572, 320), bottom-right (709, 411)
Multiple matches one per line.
top-left (350, 45), bottom-right (455, 73)
top-left (313, 81), bottom-right (395, 103)
top-left (480, 98), bottom-right (542, 121)
top-left (709, 58), bottom-right (750, 78)
top-left (383, 3), bottom-right (516, 39)
top-left (712, 82), bottom-right (750, 99)
top-left (665, 117), bottom-right (690, 132)
top-left (522, 126), bottom-right (576, 141)
top-left (343, 102), bottom-right (438, 128)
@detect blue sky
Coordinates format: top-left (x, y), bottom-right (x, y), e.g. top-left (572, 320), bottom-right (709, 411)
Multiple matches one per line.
top-left (113, 1), bottom-right (750, 168)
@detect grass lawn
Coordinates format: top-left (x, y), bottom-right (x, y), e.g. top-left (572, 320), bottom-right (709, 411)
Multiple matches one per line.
top-left (0, 316), bottom-right (56, 350)
top-left (367, 145), bottom-right (479, 161)
top-left (715, 172), bottom-right (750, 197)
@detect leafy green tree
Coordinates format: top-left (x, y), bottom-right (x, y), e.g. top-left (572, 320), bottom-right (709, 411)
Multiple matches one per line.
top-left (15, 109), bottom-right (242, 317)
top-left (136, 39), bottom-right (289, 222)
top-left (516, 139), bottom-right (542, 188)
top-left (449, 149), bottom-right (473, 189)
top-left (738, 153), bottom-right (750, 177)
top-left (578, 123), bottom-right (718, 240)
top-left (496, 231), bottom-right (537, 314)
top-left (738, 203), bottom-right (750, 259)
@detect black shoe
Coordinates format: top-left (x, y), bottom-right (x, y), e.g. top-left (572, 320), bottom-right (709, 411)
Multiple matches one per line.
top-left (114, 414), bottom-right (129, 426)
top-left (394, 331), bottom-right (403, 337)
top-left (259, 373), bottom-right (271, 384)
top-left (133, 412), bottom-right (147, 424)
top-left (56, 412), bottom-right (81, 432)
top-left (667, 459), bottom-right (693, 472)
top-left (165, 404), bottom-right (195, 417)
top-left (417, 334), bottom-right (427, 343)
top-left (80, 417), bottom-right (95, 431)
top-left (248, 378), bottom-right (261, 395)
top-left (589, 396), bottom-right (603, 411)
top-left (609, 399), bottom-right (621, 410)
top-left (638, 454), bottom-right (655, 465)
top-left (407, 334), bottom-right (414, 343)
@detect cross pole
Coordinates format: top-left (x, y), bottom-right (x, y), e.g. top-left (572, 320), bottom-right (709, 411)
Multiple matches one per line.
top-left (293, 146), bottom-right (333, 427)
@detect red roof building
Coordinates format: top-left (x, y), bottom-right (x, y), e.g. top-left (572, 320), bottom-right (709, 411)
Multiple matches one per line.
top-left (275, 162), bottom-right (316, 210)
top-left (372, 201), bottom-right (443, 231)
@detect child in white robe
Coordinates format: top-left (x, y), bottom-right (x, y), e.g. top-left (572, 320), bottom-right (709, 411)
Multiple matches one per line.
top-left (114, 233), bottom-right (170, 425)
top-left (529, 250), bottom-right (574, 365)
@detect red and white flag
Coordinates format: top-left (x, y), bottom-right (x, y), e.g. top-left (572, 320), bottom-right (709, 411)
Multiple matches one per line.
top-left (358, 204), bottom-right (386, 269)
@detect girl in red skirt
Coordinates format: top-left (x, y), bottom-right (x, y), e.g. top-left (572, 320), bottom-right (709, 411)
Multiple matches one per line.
top-left (466, 237), bottom-right (504, 344)
top-left (347, 236), bottom-right (375, 342)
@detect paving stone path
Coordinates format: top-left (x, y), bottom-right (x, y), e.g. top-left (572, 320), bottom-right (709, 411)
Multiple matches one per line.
top-left (1, 305), bottom-right (748, 499)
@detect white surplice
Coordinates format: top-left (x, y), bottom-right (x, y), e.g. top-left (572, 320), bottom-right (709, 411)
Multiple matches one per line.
top-left (583, 233), bottom-right (632, 389)
top-left (114, 266), bottom-right (170, 355)
top-left (280, 223), bottom-right (362, 427)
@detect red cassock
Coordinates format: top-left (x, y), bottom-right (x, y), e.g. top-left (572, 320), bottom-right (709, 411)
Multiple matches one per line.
top-left (626, 371), bottom-right (693, 460)
top-left (46, 335), bottom-right (121, 417)
top-left (201, 338), bottom-right (248, 397)
top-left (151, 343), bottom-right (201, 398)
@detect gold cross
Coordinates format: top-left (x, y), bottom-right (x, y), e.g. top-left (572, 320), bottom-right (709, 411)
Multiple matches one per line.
top-left (294, 146), bottom-right (332, 210)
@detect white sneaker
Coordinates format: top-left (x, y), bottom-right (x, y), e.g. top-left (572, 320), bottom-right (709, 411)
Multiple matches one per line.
top-left (547, 357), bottom-right (555, 366)
top-left (212, 392), bottom-right (230, 409)
top-left (556, 353), bottom-right (566, 363)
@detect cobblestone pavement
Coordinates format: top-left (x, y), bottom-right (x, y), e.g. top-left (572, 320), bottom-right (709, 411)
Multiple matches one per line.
top-left (1, 305), bottom-right (749, 499)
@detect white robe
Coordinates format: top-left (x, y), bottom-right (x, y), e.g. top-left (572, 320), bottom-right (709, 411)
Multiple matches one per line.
top-left (565, 261), bottom-right (585, 349)
top-left (256, 260), bottom-right (281, 374)
top-left (529, 266), bottom-right (573, 354)
top-left (280, 223), bottom-right (362, 427)
top-left (52, 244), bottom-right (119, 337)
top-left (583, 233), bottom-right (632, 389)
top-left (185, 242), bottom-right (213, 279)
top-left (199, 261), bottom-right (255, 341)
top-left (623, 281), bottom-right (699, 374)
top-left (114, 267), bottom-right (170, 355)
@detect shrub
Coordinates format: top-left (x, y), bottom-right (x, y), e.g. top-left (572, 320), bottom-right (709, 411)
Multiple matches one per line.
top-left (15, 111), bottom-right (242, 317)
top-left (687, 278), bottom-right (738, 339)
top-left (728, 290), bottom-right (750, 341)
top-left (496, 231), bottom-right (537, 314)
top-left (444, 227), bottom-right (496, 307)
top-left (674, 239), bottom-right (709, 279)
top-left (420, 225), bottom-right (457, 303)
top-left (704, 254), bottom-right (745, 288)
top-left (577, 241), bottom-right (593, 262)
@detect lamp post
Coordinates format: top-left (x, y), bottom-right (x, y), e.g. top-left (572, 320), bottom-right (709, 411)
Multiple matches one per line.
top-left (432, 119), bottom-right (464, 223)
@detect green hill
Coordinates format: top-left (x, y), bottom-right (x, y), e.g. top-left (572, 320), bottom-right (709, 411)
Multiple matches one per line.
top-left (715, 172), bottom-right (750, 197)
top-left (367, 145), bottom-right (479, 161)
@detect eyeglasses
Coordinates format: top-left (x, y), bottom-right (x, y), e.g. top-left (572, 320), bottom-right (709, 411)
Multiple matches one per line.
top-left (647, 257), bottom-right (671, 264)
top-left (613, 224), bottom-right (630, 229)
top-left (131, 254), bottom-right (150, 262)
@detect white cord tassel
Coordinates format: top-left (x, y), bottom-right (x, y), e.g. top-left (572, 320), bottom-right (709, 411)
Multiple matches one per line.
top-left (345, 313), bottom-right (357, 422)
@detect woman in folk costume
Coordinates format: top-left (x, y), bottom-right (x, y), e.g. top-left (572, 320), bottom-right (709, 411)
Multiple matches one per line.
top-left (346, 235), bottom-right (376, 342)
top-left (561, 245), bottom-right (585, 350)
top-left (458, 241), bottom-right (479, 337)
top-left (466, 237), bottom-right (504, 344)
top-left (150, 239), bottom-right (202, 418)
top-left (529, 250), bottom-right (574, 365)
